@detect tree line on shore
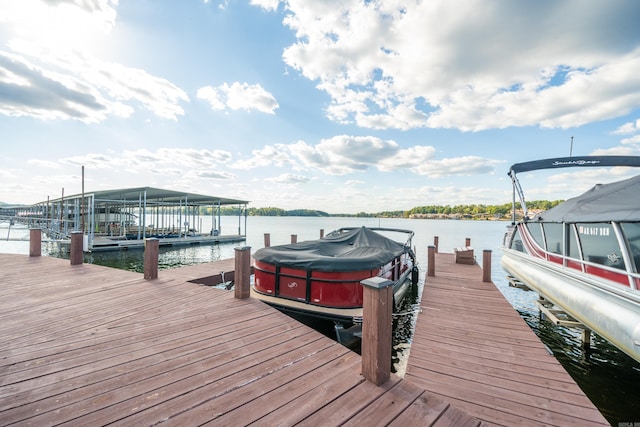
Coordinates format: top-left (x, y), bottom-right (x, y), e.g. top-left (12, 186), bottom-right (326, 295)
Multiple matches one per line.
top-left (209, 200), bottom-right (563, 219)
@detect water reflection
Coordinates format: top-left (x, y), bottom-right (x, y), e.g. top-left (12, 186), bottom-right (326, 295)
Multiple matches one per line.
top-left (505, 284), bottom-right (640, 425)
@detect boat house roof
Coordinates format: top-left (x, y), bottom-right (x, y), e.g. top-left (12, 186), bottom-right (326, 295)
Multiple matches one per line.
top-left (533, 174), bottom-right (640, 223)
top-left (40, 187), bottom-right (248, 206)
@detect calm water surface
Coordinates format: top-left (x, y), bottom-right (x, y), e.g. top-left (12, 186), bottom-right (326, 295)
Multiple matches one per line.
top-left (2, 217), bottom-right (639, 424)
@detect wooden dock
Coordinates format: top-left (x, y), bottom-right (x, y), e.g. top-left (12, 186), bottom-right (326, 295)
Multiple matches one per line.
top-left (405, 251), bottom-right (609, 426)
top-left (0, 251), bottom-right (609, 426)
top-left (0, 254), bottom-right (477, 426)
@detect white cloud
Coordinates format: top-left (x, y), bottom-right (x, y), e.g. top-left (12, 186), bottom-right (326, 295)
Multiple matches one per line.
top-left (59, 148), bottom-right (233, 175)
top-left (409, 156), bottom-right (503, 177)
top-left (612, 118), bottom-right (640, 135)
top-left (378, 146), bottom-right (436, 171)
top-left (231, 144), bottom-right (298, 170)
top-left (524, 167), bottom-right (640, 201)
top-left (0, 0), bottom-right (189, 122)
top-left (267, 173), bottom-right (311, 184)
top-left (277, 0), bottom-right (640, 132)
top-left (27, 159), bottom-right (61, 169)
top-left (250, 0), bottom-right (280, 12)
top-left (231, 134), bottom-right (500, 177)
top-left (197, 82), bottom-right (279, 114)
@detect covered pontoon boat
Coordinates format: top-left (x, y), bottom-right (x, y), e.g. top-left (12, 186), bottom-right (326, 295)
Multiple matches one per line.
top-left (501, 156), bottom-right (640, 362)
top-left (252, 227), bottom-right (419, 327)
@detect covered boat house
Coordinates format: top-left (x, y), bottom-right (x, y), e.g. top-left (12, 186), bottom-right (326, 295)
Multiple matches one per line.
top-left (23, 187), bottom-right (249, 251)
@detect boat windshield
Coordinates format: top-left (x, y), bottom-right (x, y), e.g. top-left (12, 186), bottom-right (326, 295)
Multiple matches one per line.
top-left (527, 223), bottom-right (544, 247)
top-left (620, 223), bottom-right (640, 272)
top-left (576, 223), bottom-right (626, 271)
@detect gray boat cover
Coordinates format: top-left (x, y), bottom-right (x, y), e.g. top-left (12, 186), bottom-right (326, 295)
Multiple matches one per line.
top-left (253, 227), bottom-right (412, 272)
top-left (533, 174), bottom-right (640, 223)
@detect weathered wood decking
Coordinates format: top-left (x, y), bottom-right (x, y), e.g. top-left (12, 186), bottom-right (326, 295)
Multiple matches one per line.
top-left (405, 252), bottom-right (609, 426)
top-left (0, 254), bottom-right (478, 426)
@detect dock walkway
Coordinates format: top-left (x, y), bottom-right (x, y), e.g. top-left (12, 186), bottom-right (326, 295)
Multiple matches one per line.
top-left (0, 254), bottom-right (476, 426)
top-left (405, 252), bottom-right (608, 426)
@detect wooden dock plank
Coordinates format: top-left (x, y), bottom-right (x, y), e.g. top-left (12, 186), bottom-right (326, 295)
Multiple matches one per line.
top-left (294, 377), bottom-right (403, 426)
top-left (405, 252), bottom-right (609, 426)
top-left (206, 352), bottom-right (363, 426)
top-left (0, 254), bottom-right (476, 426)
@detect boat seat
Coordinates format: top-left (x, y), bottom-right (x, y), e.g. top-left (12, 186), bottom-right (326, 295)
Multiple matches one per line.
top-left (454, 247), bottom-right (475, 265)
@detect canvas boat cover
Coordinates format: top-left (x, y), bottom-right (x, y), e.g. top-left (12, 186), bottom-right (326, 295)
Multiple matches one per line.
top-left (253, 227), bottom-right (413, 272)
top-left (533, 174), bottom-right (640, 223)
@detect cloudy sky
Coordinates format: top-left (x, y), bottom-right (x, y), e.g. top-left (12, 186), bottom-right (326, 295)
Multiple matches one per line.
top-left (2, 0), bottom-right (640, 213)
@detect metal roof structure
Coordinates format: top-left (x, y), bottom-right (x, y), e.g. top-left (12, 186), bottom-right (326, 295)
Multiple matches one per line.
top-left (42, 187), bottom-right (248, 206)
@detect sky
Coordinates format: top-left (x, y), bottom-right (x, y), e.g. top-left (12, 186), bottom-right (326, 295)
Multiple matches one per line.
top-left (2, 0), bottom-right (640, 214)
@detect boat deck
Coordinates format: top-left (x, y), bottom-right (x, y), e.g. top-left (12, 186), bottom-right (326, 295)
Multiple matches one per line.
top-left (0, 254), bottom-right (477, 426)
top-left (405, 252), bottom-right (608, 426)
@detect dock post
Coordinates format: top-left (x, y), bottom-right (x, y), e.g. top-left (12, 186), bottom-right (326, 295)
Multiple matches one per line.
top-left (264, 233), bottom-right (270, 247)
top-left (482, 249), bottom-right (492, 282)
top-left (320, 229), bottom-right (324, 238)
top-left (581, 329), bottom-right (591, 351)
top-left (70, 231), bottom-right (83, 265)
top-left (291, 234), bottom-right (297, 243)
top-left (427, 245), bottom-right (435, 277)
top-left (434, 236), bottom-right (439, 253)
top-left (465, 237), bottom-right (471, 247)
top-left (361, 276), bottom-right (393, 385)
top-left (234, 246), bottom-right (252, 299)
top-left (144, 238), bottom-right (159, 280)
top-left (29, 228), bottom-right (41, 257)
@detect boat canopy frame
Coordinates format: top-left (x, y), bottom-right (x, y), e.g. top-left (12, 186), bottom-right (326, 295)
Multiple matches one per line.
top-left (508, 155), bottom-right (640, 223)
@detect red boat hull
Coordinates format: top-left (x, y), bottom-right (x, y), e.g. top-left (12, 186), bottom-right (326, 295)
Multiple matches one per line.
top-left (254, 260), bottom-right (380, 308)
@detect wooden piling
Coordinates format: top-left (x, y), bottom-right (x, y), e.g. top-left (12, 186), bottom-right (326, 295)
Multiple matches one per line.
top-left (29, 228), bottom-right (41, 257)
top-left (427, 245), bottom-right (435, 277)
top-left (144, 238), bottom-right (159, 280)
top-left (234, 246), bottom-right (251, 299)
top-left (465, 237), bottom-right (471, 247)
top-left (361, 276), bottom-right (393, 385)
top-left (434, 236), bottom-right (439, 253)
top-left (264, 233), bottom-right (270, 247)
top-left (70, 231), bottom-right (83, 265)
top-left (291, 234), bottom-right (297, 243)
top-left (581, 329), bottom-right (592, 351)
top-left (320, 229), bottom-right (324, 238)
top-left (482, 249), bottom-right (492, 282)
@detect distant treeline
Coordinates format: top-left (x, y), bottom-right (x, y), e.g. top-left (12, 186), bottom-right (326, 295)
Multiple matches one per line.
top-left (204, 200), bottom-right (563, 218)
top-left (406, 200), bottom-right (562, 217)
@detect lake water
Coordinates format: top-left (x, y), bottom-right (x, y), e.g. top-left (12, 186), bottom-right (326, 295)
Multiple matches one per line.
top-left (2, 216), bottom-right (639, 424)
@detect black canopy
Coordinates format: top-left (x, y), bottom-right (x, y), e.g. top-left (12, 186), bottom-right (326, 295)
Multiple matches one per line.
top-left (509, 156), bottom-right (640, 176)
top-left (533, 174), bottom-right (640, 223)
top-left (253, 227), bottom-right (412, 272)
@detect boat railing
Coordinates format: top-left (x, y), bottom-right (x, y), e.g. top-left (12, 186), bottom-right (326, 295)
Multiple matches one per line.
top-left (511, 223), bottom-right (640, 290)
top-left (524, 241), bottom-right (640, 291)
